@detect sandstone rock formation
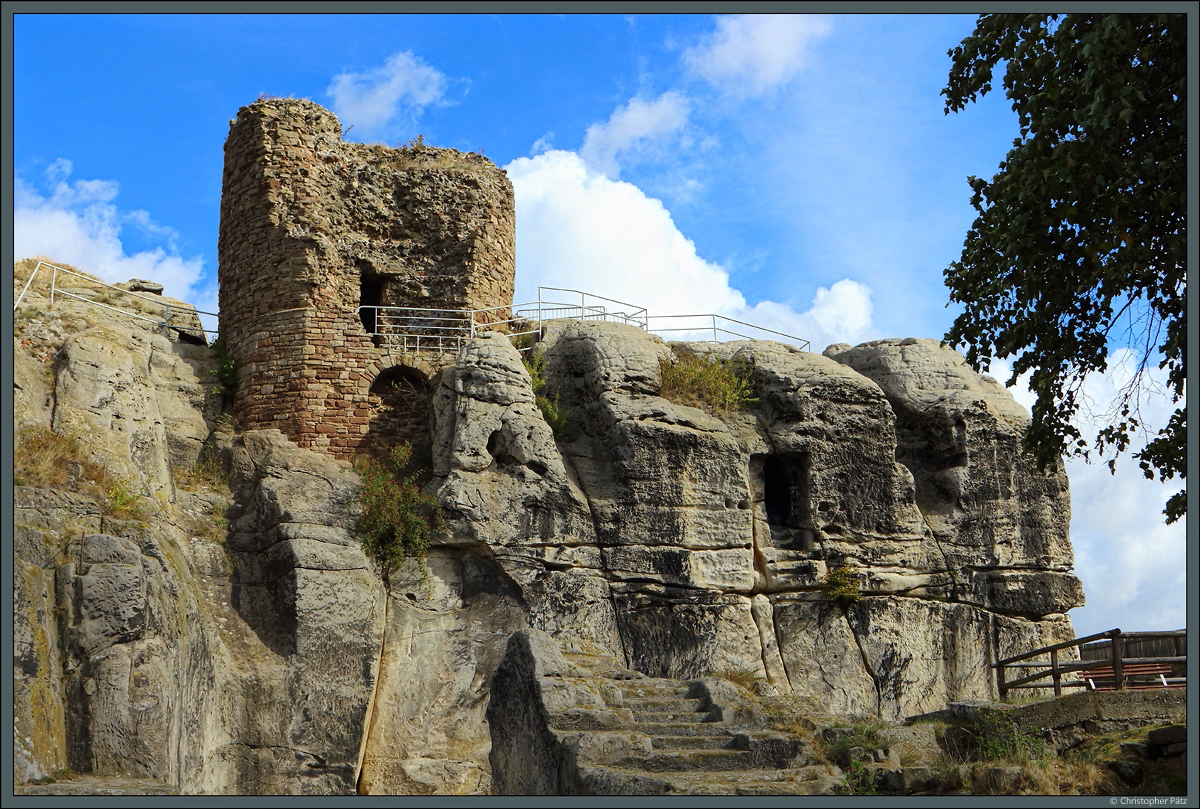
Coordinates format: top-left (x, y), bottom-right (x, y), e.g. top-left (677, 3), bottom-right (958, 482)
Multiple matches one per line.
top-left (13, 254), bottom-right (1087, 795)
top-left (431, 324), bottom-right (1081, 725)
top-left (14, 266), bottom-right (384, 793)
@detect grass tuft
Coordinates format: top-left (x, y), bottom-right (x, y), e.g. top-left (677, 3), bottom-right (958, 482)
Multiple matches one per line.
top-left (712, 665), bottom-right (764, 691)
top-left (658, 351), bottom-right (757, 418)
top-left (14, 425), bottom-right (147, 518)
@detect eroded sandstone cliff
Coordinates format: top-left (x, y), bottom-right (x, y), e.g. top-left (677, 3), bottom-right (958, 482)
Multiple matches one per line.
top-left (13, 262), bottom-right (1084, 794)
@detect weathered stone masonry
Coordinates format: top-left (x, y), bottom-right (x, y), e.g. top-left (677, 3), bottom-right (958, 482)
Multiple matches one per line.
top-left (218, 98), bottom-right (516, 458)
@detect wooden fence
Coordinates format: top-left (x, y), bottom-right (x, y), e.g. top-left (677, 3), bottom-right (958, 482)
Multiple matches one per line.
top-left (994, 628), bottom-right (1187, 700)
top-left (1081, 632), bottom-right (1185, 661)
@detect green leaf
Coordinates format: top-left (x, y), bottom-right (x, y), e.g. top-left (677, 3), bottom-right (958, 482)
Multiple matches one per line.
top-left (942, 12), bottom-right (1185, 524)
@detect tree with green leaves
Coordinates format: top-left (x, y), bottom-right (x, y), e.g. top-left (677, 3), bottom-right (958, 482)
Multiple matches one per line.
top-left (941, 13), bottom-right (1185, 522)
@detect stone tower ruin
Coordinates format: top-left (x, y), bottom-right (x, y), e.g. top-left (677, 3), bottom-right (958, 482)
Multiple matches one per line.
top-left (218, 98), bottom-right (516, 458)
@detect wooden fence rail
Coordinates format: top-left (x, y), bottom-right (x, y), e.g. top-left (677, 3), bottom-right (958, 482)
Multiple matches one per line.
top-left (994, 628), bottom-right (1187, 701)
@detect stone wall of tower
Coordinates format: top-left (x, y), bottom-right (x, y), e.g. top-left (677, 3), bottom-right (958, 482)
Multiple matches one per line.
top-left (217, 98), bottom-right (516, 457)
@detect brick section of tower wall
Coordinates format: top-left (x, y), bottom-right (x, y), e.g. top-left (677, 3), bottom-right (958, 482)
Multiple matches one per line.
top-left (218, 99), bottom-right (516, 458)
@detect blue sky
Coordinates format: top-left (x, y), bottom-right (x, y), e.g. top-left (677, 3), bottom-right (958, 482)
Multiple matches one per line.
top-left (11, 12), bottom-right (1186, 637)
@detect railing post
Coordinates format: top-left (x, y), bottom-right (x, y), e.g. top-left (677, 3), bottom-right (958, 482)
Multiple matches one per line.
top-left (162, 304), bottom-right (172, 337)
top-left (1112, 629), bottom-right (1124, 691)
top-left (998, 660), bottom-right (1007, 702)
top-left (1050, 647), bottom-right (1061, 696)
top-left (49, 265), bottom-right (58, 308)
top-left (15, 263), bottom-right (41, 311)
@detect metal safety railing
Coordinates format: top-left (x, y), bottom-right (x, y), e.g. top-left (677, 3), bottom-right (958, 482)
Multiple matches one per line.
top-left (360, 286), bottom-right (810, 354)
top-left (14, 260), bottom-right (218, 340)
top-left (360, 287), bottom-right (650, 353)
top-left (647, 313), bottom-right (810, 351)
top-left (516, 287), bottom-right (649, 330)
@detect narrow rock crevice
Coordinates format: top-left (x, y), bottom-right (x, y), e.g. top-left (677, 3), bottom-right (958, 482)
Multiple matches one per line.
top-left (355, 588), bottom-right (390, 794)
top-left (771, 603), bottom-right (795, 691)
top-left (844, 610), bottom-right (883, 718)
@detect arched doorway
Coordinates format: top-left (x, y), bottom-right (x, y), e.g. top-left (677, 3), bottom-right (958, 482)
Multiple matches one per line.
top-left (365, 365), bottom-right (432, 464)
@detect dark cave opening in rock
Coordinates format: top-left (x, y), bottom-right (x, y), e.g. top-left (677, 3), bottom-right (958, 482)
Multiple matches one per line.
top-left (757, 451), bottom-right (814, 551)
top-left (763, 455), bottom-right (793, 526)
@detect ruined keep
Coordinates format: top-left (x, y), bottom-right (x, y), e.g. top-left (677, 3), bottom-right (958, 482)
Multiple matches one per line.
top-left (218, 99), bottom-right (516, 458)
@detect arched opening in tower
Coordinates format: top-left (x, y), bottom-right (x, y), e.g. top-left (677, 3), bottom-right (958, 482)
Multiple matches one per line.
top-left (365, 365), bottom-right (432, 464)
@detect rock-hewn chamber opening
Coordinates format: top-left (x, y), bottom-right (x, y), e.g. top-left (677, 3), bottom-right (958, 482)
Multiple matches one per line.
top-left (763, 456), bottom-right (792, 525)
top-left (755, 451), bottom-right (814, 551)
top-left (761, 452), bottom-right (812, 527)
top-left (365, 365), bottom-right (431, 461)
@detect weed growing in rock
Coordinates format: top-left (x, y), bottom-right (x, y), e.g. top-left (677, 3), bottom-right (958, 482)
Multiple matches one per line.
top-left (174, 454), bottom-right (231, 490)
top-left (14, 425), bottom-right (146, 518)
top-left (209, 331), bottom-right (238, 403)
top-left (712, 666), bottom-right (764, 691)
top-left (819, 565), bottom-right (862, 606)
top-left (823, 719), bottom-right (889, 765)
top-left (353, 442), bottom-right (442, 570)
top-left (174, 454), bottom-right (233, 543)
top-left (522, 351), bottom-right (571, 438)
top-left (834, 760), bottom-right (879, 795)
top-left (658, 352), bottom-right (757, 418)
top-left (509, 330), bottom-right (538, 351)
top-left (105, 477), bottom-right (146, 519)
top-left (971, 709), bottom-right (1049, 764)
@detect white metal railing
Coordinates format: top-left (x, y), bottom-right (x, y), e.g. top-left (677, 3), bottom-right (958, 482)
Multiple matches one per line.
top-left (17, 265), bottom-right (810, 355)
top-left (358, 305), bottom-right (474, 354)
top-left (14, 260), bottom-right (218, 340)
top-left (520, 287), bottom-right (649, 330)
top-left (360, 287), bottom-right (651, 353)
top-left (359, 286), bottom-right (809, 354)
top-left (647, 313), bottom-right (811, 351)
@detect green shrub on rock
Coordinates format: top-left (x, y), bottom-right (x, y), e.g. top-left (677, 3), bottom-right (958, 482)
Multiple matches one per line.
top-left (522, 351), bottom-right (571, 438)
top-left (819, 565), bottom-right (862, 607)
top-left (353, 443), bottom-right (442, 570)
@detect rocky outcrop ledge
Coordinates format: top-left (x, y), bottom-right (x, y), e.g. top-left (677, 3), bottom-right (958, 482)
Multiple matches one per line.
top-left (14, 275), bottom-right (1087, 794)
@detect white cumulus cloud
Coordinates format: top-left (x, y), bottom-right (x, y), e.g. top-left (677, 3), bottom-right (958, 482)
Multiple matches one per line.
top-left (580, 92), bottom-right (690, 178)
top-left (14, 160), bottom-right (211, 317)
top-left (327, 50), bottom-right (449, 136)
top-left (504, 149), bottom-right (874, 352)
top-left (683, 14), bottom-right (832, 99)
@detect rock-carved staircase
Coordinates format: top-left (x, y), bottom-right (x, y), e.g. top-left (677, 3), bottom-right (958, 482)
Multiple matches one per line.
top-left (487, 630), bottom-right (843, 795)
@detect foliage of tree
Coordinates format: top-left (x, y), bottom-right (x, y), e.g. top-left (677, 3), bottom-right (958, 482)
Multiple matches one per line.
top-left (941, 13), bottom-right (1185, 522)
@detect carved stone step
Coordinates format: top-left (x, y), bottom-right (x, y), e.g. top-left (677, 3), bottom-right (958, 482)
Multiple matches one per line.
top-left (651, 734), bottom-right (737, 750)
top-left (624, 697), bottom-right (706, 713)
top-left (634, 721), bottom-right (725, 736)
top-left (612, 750), bottom-right (758, 772)
top-left (609, 765), bottom-right (843, 796)
top-left (619, 681), bottom-right (694, 699)
top-left (633, 711), bottom-right (712, 724)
